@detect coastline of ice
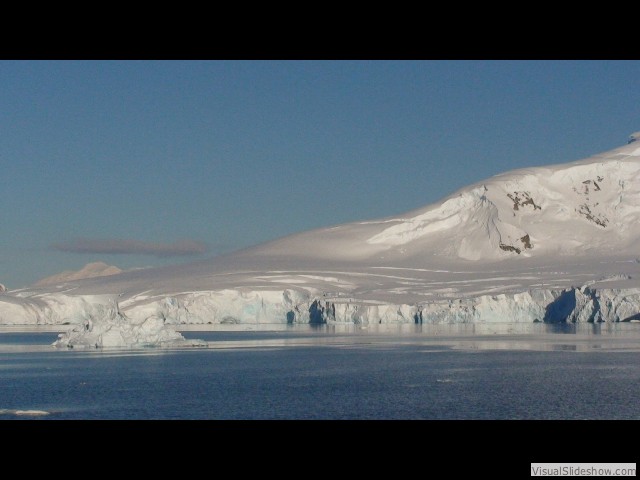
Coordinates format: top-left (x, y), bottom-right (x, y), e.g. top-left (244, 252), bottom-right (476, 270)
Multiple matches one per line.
top-left (3, 135), bottom-right (640, 339)
top-left (2, 284), bottom-right (640, 341)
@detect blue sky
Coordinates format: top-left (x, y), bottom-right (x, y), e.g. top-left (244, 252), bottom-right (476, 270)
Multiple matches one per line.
top-left (1, 60), bottom-right (639, 288)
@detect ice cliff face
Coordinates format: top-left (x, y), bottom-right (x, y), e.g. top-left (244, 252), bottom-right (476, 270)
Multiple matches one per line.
top-left (5, 285), bottom-right (640, 331)
top-left (2, 134), bottom-right (640, 339)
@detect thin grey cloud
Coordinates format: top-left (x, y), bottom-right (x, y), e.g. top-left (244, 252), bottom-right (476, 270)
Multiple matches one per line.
top-left (51, 238), bottom-right (209, 257)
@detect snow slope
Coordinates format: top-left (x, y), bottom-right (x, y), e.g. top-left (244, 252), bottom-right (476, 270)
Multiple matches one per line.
top-left (3, 133), bottom-right (640, 341)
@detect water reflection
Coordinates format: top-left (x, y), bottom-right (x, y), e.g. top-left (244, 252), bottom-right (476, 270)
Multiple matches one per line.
top-left (2, 321), bottom-right (640, 354)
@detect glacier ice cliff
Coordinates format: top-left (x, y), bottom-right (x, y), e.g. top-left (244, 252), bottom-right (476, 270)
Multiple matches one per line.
top-left (3, 285), bottom-right (640, 334)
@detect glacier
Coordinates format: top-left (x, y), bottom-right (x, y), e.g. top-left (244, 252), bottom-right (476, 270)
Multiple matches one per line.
top-left (4, 283), bottom-right (640, 333)
top-left (2, 133), bottom-right (640, 346)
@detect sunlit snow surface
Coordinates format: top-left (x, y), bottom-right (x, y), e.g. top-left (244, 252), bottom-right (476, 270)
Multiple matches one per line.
top-left (51, 306), bottom-right (206, 349)
top-left (3, 137), bottom-right (640, 346)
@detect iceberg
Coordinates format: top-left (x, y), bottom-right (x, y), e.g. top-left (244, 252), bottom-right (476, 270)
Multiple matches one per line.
top-left (51, 300), bottom-right (206, 348)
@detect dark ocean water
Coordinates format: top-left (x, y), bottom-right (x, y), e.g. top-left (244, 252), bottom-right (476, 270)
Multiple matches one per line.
top-left (1, 325), bottom-right (640, 420)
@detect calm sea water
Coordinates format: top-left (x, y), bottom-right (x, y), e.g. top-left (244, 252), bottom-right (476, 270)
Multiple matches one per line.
top-left (1, 324), bottom-right (640, 419)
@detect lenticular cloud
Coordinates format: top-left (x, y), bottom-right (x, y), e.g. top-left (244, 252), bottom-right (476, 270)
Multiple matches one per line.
top-left (51, 238), bottom-right (208, 257)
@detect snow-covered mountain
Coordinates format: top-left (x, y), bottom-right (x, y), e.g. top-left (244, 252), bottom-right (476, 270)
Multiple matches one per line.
top-left (3, 133), bottom-right (640, 336)
top-left (246, 130), bottom-right (640, 264)
top-left (34, 262), bottom-right (123, 287)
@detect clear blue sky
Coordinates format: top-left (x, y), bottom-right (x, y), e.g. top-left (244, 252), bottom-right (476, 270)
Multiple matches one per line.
top-left (1, 60), bottom-right (639, 288)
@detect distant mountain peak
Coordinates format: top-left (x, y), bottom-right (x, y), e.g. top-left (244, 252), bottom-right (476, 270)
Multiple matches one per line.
top-left (33, 261), bottom-right (123, 287)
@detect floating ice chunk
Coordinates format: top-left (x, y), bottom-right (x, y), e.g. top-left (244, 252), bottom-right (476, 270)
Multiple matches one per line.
top-left (52, 301), bottom-right (206, 349)
top-left (14, 410), bottom-right (50, 416)
top-left (0, 409), bottom-right (50, 416)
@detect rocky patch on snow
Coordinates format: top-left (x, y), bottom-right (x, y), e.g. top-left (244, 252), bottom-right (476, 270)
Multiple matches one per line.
top-left (499, 234), bottom-right (533, 254)
top-left (576, 203), bottom-right (609, 227)
top-left (506, 191), bottom-right (541, 211)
